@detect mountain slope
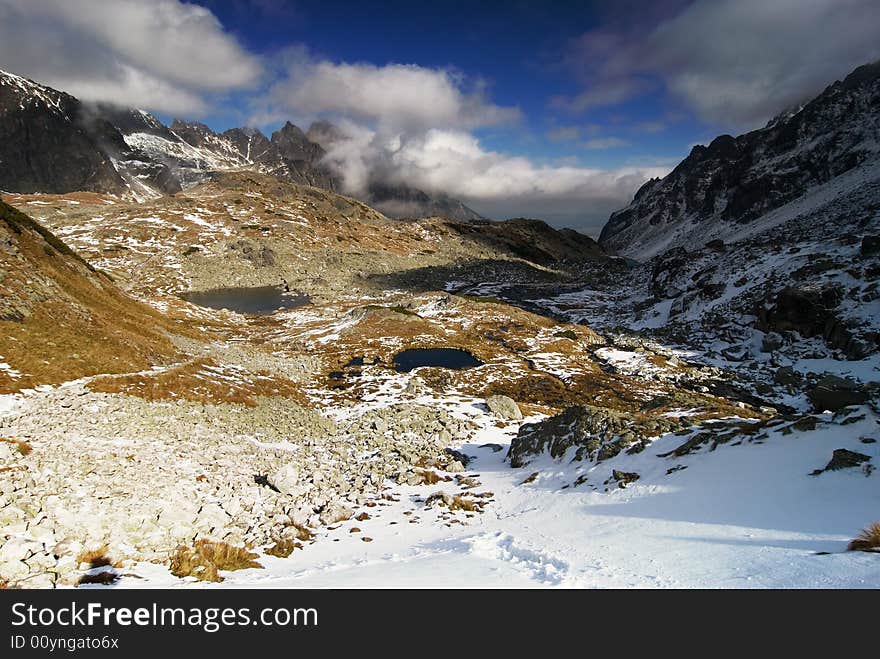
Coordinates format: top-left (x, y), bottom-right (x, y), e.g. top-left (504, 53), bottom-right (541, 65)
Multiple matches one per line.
top-left (0, 200), bottom-right (181, 392)
top-left (600, 61), bottom-right (880, 260)
top-left (0, 71), bottom-right (127, 194)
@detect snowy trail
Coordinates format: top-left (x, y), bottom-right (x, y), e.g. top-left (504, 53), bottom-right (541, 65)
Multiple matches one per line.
top-left (120, 403), bottom-right (880, 589)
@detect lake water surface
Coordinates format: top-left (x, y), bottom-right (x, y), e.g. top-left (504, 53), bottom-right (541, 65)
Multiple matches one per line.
top-left (392, 348), bottom-right (484, 372)
top-left (180, 286), bottom-right (309, 315)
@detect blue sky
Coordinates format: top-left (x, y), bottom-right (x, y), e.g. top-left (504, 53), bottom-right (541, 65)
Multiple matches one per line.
top-left (1, 0), bottom-right (878, 232)
top-left (196, 0), bottom-right (711, 170)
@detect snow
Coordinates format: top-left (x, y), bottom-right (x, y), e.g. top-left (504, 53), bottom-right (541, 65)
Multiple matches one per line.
top-left (117, 400), bottom-right (880, 589)
top-left (0, 393), bottom-right (20, 415)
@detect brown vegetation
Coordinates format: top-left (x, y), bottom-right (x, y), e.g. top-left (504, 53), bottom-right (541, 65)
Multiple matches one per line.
top-left (0, 201), bottom-right (184, 393)
top-left (169, 540), bottom-right (263, 582)
top-left (0, 438), bottom-right (32, 456)
top-left (265, 538), bottom-right (301, 558)
top-left (448, 496), bottom-right (483, 512)
top-left (77, 546), bottom-right (114, 569)
top-left (413, 469), bottom-right (451, 485)
top-left (848, 522), bottom-right (880, 552)
top-left (89, 358), bottom-right (307, 407)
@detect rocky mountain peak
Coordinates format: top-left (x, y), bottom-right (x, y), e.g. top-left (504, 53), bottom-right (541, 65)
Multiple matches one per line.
top-left (271, 121), bottom-right (325, 162)
top-left (599, 59), bottom-right (880, 260)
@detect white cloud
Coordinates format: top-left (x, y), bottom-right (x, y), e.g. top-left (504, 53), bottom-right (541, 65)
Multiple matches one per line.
top-left (562, 0), bottom-right (880, 127)
top-left (320, 125), bottom-right (667, 226)
top-left (0, 0), bottom-right (262, 114)
top-left (261, 56), bottom-right (520, 132)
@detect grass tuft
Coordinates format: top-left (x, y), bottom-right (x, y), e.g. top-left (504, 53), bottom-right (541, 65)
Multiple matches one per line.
top-left (77, 546), bottom-right (113, 569)
top-left (265, 538), bottom-right (301, 558)
top-left (848, 521), bottom-right (880, 552)
top-left (169, 540), bottom-right (262, 582)
top-left (0, 438), bottom-right (32, 456)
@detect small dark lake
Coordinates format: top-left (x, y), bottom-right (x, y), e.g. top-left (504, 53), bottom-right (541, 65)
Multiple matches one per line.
top-left (180, 286), bottom-right (310, 315)
top-left (392, 348), bottom-right (484, 373)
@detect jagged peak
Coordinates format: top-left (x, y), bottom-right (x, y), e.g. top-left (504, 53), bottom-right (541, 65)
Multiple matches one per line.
top-left (224, 126), bottom-right (268, 140)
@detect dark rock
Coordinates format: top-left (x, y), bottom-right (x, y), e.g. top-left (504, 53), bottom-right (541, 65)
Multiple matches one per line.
top-left (507, 405), bottom-right (630, 467)
top-left (807, 375), bottom-right (869, 412)
top-left (774, 366), bottom-right (804, 388)
top-left (861, 234), bottom-right (880, 256)
top-left (600, 61), bottom-right (880, 257)
top-left (610, 470), bottom-right (640, 488)
top-left (444, 448), bottom-right (472, 467)
top-left (0, 71), bottom-right (127, 194)
top-left (761, 332), bottom-right (785, 352)
top-left (810, 448), bottom-right (871, 475)
top-left (757, 285), bottom-right (870, 358)
top-left (227, 240), bottom-right (276, 267)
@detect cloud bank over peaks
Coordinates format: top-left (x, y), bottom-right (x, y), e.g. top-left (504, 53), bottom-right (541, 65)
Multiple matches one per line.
top-left (0, 0), bottom-right (262, 114)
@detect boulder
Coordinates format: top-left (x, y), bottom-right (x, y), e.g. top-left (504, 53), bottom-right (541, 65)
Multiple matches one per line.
top-left (507, 405), bottom-right (630, 467)
top-left (0, 559), bottom-right (29, 582)
top-left (811, 448), bottom-right (871, 475)
top-left (758, 285), bottom-right (870, 359)
top-left (761, 332), bottom-right (785, 352)
top-left (610, 470), bottom-right (640, 488)
top-left (807, 375), bottom-right (869, 412)
top-left (318, 502), bottom-right (352, 526)
top-left (485, 395), bottom-right (523, 420)
top-left (861, 234), bottom-right (880, 257)
top-left (195, 503), bottom-right (231, 533)
top-left (268, 464), bottom-right (312, 498)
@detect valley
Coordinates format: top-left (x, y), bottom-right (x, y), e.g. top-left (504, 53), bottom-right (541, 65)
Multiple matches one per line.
top-left (0, 61), bottom-right (878, 590)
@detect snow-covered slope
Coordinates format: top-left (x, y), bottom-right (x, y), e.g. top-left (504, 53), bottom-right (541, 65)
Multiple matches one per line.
top-left (107, 398), bottom-right (880, 589)
top-left (600, 60), bottom-right (880, 260)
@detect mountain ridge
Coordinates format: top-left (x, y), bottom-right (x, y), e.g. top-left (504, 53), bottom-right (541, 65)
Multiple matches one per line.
top-left (0, 69), bottom-right (482, 221)
top-left (599, 59), bottom-right (880, 260)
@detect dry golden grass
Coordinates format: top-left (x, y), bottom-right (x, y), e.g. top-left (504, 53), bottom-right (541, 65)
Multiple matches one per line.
top-left (449, 496), bottom-right (482, 512)
top-left (77, 546), bottom-right (114, 569)
top-left (264, 538), bottom-right (301, 558)
top-left (848, 522), bottom-right (880, 552)
top-left (0, 201), bottom-right (186, 394)
top-left (89, 358), bottom-right (307, 407)
top-left (413, 469), bottom-right (451, 485)
top-left (290, 524), bottom-right (314, 542)
top-left (0, 438), bottom-right (32, 456)
top-left (169, 540), bottom-right (263, 582)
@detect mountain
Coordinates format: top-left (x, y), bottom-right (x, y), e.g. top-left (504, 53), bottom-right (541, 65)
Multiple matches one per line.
top-left (0, 69), bottom-right (481, 220)
top-left (600, 60), bottom-right (880, 260)
top-left (587, 60), bottom-right (880, 363)
top-left (0, 200), bottom-right (180, 392)
top-left (0, 70), bottom-right (127, 194)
